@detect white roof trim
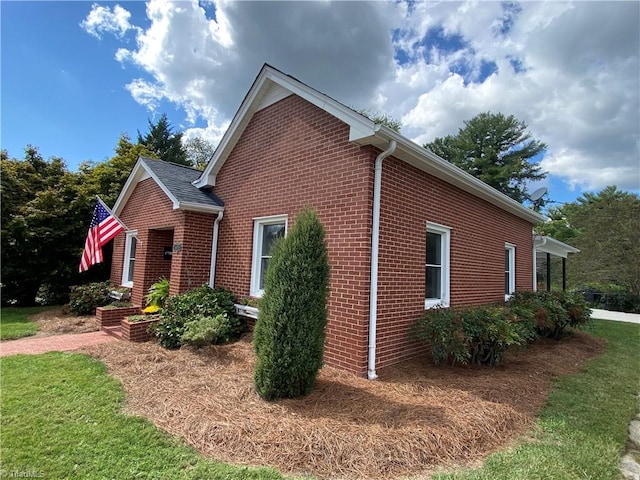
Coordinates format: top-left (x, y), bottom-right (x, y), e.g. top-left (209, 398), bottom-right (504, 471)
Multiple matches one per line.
top-left (534, 235), bottom-right (580, 258)
top-left (194, 64), bottom-right (545, 224)
top-left (194, 65), bottom-right (376, 189)
top-left (113, 158), bottom-right (179, 215)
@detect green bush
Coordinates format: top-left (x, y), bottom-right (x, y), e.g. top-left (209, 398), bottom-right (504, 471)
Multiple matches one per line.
top-left (145, 278), bottom-right (170, 308)
top-left (412, 306), bottom-right (468, 365)
top-left (152, 285), bottom-right (242, 349)
top-left (253, 208), bottom-right (330, 400)
top-left (413, 304), bottom-right (534, 366)
top-left (68, 281), bottom-right (114, 315)
top-left (181, 314), bottom-right (234, 347)
top-left (507, 290), bottom-right (591, 339)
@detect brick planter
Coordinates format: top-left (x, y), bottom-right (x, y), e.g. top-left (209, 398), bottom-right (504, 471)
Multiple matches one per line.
top-left (96, 306), bottom-right (141, 328)
top-left (121, 317), bottom-right (160, 343)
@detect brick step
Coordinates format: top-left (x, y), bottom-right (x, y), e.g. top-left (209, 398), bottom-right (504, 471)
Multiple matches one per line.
top-left (102, 325), bottom-right (123, 340)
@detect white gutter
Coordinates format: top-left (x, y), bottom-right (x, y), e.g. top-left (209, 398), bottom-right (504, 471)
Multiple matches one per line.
top-left (208, 211), bottom-right (224, 287)
top-left (532, 234), bottom-right (546, 292)
top-left (368, 140), bottom-right (397, 380)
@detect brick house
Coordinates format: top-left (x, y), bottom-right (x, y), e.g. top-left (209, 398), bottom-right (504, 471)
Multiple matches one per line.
top-left (111, 64), bottom-right (551, 378)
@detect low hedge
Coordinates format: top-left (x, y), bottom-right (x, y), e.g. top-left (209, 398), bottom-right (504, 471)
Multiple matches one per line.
top-left (151, 285), bottom-right (244, 349)
top-left (413, 290), bottom-right (592, 366)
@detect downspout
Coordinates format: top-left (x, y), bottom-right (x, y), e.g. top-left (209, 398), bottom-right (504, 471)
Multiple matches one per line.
top-left (208, 211), bottom-right (224, 288)
top-left (368, 140), bottom-right (397, 380)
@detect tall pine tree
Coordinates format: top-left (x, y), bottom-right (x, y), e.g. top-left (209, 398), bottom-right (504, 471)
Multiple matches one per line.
top-left (137, 113), bottom-right (190, 166)
top-left (425, 112), bottom-right (547, 203)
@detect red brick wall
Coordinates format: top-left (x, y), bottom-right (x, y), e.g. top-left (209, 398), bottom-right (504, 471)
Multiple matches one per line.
top-left (213, 95), bottom-right (376, 375)
top-left (170, 211), bottom-right (215, 295)
top-left (374, 156), bottom-right (535, 369)
top-left (110, 177), bottom-right (215, 306)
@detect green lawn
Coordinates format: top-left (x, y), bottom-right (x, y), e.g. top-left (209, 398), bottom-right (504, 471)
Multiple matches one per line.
top-left (0, 352), bottom-right (284, 480)
top-left (0, 306), bottom-right (55, 340)
top-left (1, 320), bottom-right (637, 479)
top-left (433, 319), bottom-right (640, 480)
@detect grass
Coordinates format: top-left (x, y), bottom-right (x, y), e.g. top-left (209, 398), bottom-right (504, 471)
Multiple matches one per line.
top-left (433, 319), bottom-right (640, 480)
top-left (0, 320), bottom-right (637, 479)
top-left (0, 306), bottom-right (56, 340)
top-left (0, 352), bottom-right (284, 480)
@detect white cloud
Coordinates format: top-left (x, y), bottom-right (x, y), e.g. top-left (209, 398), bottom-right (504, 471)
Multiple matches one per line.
top-left (80, 3), bottom-right (139, 39)
top-left (82, 0), bottom-right (640, 193)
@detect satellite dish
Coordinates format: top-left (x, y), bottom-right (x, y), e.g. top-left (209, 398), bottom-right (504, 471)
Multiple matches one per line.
top-left (529, 187), bottom-right (548, 202)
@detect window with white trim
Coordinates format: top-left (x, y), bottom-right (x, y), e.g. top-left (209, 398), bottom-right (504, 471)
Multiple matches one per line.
top-left (505, 244), bottom-right (516, 299)
top-left (425, 223), bottom-right (451, 308)
top-left (250, 215), bottom-right (287, 297)
top-left (122, 231), bottom-right (138, 288)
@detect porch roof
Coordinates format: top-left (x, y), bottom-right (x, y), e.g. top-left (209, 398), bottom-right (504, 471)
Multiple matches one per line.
top-left (534, 235), bottom-right (580, 258)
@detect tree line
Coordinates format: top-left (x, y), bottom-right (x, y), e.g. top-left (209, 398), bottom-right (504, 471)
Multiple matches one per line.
top-left (2, 110), bottom-right (636, 306)
top-left (1, 115), bottom-right (214, 306)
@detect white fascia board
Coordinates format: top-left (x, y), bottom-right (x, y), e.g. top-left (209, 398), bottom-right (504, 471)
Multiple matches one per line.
top-left (374, 126), bottom-right (546, 225)
top-left (177, 201), bottom-right (224, 214)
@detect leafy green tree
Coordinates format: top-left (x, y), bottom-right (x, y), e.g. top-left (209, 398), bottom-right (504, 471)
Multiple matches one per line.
top-left (184, 136), bottom-right (215, 170)
top-left (137, 113), bottom-right (190, 166)
top-left (561, 186), bottom-right (640, 294)
top-left (424, 112), bottom-right (547, 203)
top-left (535, 206), bottom-right (580, 243)
top-left (1, 147), bottom-right (91, 305)
top-left (79, 134), bottom-right (156, 206)
top-left (253, 208), bottom-right (330, 400)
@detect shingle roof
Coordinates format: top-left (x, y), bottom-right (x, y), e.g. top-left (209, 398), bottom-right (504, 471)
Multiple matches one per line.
top-left (140, 156), bottom-right (224, 208)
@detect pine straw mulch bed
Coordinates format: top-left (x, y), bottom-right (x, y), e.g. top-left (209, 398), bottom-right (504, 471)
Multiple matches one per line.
top-left (84, 331), bottom-right (605, 480)
top-left (31, 308), bottom-right (98, 337)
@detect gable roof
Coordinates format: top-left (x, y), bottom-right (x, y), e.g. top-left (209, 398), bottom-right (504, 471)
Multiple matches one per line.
top-left (113, 156), bottom-right (223, 216)
top-left (195, 64), bottom-right (544, 225)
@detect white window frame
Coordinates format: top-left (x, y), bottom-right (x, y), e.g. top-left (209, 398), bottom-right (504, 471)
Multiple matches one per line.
top-left (121, 230), bottom-right (138, 288)
top-left (505, 243), bottom-right (516, 300)
top-left (250, 215), bottom-right (287, 297)
top-left (425, 222), bottom-right (451, 309)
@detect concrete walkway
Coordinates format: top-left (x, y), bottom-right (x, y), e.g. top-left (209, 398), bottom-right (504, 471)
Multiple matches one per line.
top-left (591, 309), bottom-right (640, 325)
top-left (0, 331), bottom-right (116, 358)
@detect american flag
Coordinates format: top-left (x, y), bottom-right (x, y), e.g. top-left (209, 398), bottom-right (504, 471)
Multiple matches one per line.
top-left (79, 198), bottom-right (125, 272)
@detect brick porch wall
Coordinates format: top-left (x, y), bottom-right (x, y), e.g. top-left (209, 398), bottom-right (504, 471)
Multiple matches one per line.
top-left (374, 156), bottom-right (535, 370)
top-left (213, 95), bottom-right (376, 376)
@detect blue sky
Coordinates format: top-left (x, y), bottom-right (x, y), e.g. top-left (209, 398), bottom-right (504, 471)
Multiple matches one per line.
top-left (2, 1), bottom-right (638, 208)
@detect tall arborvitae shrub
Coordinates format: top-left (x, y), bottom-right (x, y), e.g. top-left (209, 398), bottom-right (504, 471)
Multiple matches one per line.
top-left (253, 208), bottom-right (330, 400)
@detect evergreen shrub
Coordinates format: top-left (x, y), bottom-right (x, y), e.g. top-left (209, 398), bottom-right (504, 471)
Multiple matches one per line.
top-left (152, 285), bottom-right (243, 349)
top-left (253, 208), bottom-right (330, 400)
top-left (69, 281), bottom-right (114, 315)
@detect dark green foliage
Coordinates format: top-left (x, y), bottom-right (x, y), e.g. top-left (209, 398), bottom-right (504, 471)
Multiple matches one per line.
top-left (424, 112), bottom-right (547, 203)
top-left (507, 290), bottom-right (592, 339)
top-left (578, 283), bottom-right (640, 313)
top-left (69, 281), bottom-right (115, 315)
top-left (181, 314), bottom-right (235, 347)
top-left (137, 114), bottom-right (190, 166)
top-left (414, 291), bottom-right (593, 366)
top-left (413, 304), bottom-right (535, 366)
top-left (253, 208), bottom-right (330, 400)
top-left (537, 187), bottom-right (640, 294)
top-left (152, 285), bottom-right (243, 349)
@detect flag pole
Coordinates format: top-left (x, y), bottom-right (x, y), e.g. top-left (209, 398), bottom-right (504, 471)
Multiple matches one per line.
top-left (96, 195), bottom-right (130, 232)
